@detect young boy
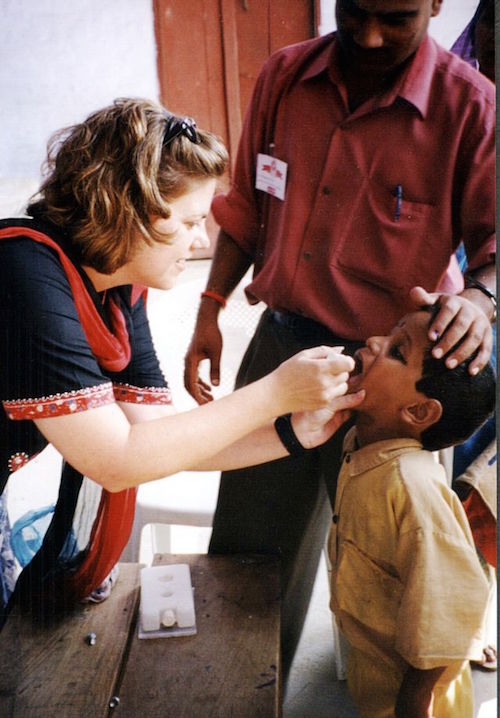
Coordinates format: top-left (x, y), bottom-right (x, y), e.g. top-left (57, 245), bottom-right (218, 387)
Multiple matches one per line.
top-left (329, 306), bottom-right (495, 718)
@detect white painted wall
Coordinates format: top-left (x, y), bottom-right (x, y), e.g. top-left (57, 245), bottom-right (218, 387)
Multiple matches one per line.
top-left (0, 0), bottom-right (159, 181)
top-left (0, 0), bottom-right (483, 189)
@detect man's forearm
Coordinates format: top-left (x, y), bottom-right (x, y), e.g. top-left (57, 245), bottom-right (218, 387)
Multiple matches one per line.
top-left (203, 229), bottom-right (253, 301)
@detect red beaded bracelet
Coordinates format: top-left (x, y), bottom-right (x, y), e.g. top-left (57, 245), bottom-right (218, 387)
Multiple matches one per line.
top-left (201, 290), bottom-right (227, 308)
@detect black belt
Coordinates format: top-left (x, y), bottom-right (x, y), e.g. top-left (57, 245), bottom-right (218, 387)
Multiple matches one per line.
top-left (269, 309), bottom-right (362, 350)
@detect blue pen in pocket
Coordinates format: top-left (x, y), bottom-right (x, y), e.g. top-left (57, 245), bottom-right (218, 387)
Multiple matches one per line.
top-left (394, 184), bottom-right (403, 222)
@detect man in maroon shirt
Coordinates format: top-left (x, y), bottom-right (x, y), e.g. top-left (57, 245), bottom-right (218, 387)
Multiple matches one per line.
top-left (184, 0), bottom-right (496, 683)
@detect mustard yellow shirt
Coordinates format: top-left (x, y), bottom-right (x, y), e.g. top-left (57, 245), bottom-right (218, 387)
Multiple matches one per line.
top-left (329, 428), bottom-right (489, 673)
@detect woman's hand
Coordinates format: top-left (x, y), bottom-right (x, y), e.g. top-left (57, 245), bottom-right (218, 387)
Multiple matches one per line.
top-left (266, 345), bottom-right (357, 416)
top-left (292, 390), bottom-right (365, 448)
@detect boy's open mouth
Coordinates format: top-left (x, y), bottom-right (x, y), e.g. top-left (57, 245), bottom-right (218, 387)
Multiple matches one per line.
top-left (348, 350), bottom-right (364, 389)
top-left (351, 351), bottom-right (363, 377)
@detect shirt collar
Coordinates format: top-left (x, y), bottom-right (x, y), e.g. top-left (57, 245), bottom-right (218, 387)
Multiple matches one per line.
top-left (343, 427), bottom-right (423, 476)
top-left (301, 33), bottom-right (436, 120)
top-left (300, 33), bottom-right (336, 82)
top-left (396, 34), bottom-right (437, 119)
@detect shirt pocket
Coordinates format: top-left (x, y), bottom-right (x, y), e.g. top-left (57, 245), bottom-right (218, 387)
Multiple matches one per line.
top-left (335, 540), bottom-right (403, 641)
top-left (332, 175), bottom-right (440, 293)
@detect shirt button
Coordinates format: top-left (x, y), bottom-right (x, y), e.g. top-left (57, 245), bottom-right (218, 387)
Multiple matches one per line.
top-left (332, 514), bottom-right (339, 524)
top-left (303, 251), bottom-right (312, 260)
top-left (345, 454), bottom-right (351, 463)
top-left (322, 185), bottom-right (332, 195)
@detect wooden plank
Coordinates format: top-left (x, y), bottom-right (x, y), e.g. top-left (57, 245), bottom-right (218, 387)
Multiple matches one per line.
top-left (234, 0), bottom-right (269, 121)
top-left (0, 563), bottom-right (140, 718)
top-left (269, 0), bottom-right (315, 54)
top-left (235, 0), bottom-right (315, 123)
top-left (153, 0), bottom-right (226, 136)
top-left (313, 0), bottom-right (322, 36)
top-left (153, 0), bottom-right (228, 258)
top-left (220, 0), bottom-right (243, 165)
top-left (118, 554), bottom-right (281, 718)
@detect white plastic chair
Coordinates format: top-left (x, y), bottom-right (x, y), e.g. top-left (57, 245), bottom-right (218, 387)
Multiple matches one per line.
top-left (121, 268), bottom-right (263, 564)
top-left (120, 470), bottom-right (220, 562)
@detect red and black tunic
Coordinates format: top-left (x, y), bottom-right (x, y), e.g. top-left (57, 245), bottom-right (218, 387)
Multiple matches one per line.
top-left (0, 217), bottom-right (171, 625)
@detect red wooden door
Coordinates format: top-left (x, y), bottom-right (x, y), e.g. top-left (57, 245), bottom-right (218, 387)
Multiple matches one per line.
top-left (154, 0), bottom-right (316, 254)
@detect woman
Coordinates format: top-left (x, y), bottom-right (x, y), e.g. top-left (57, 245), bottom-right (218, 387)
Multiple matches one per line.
top-left (0, 98), bottom-right (362, 624)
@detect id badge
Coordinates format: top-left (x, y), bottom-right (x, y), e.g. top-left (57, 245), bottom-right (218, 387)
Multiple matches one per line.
top-left (255, 153), bottom-right (288, 200)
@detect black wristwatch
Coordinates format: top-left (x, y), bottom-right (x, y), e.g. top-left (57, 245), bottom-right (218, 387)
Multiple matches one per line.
top-left (464, 275), bottom-right (497, 322)
top-left (274, 414), bottom-right (307, 456)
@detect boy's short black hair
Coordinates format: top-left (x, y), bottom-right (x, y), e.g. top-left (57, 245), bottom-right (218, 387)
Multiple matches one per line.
top-left (415, 305), bottom-right (495, 452)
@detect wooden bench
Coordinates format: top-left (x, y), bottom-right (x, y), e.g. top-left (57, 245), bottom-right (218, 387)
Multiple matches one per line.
top-left (0, 554), bottom-right (281, 718)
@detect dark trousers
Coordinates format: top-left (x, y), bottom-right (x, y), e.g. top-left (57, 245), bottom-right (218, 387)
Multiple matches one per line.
top-left (209, 309), bottom-right (363, 683)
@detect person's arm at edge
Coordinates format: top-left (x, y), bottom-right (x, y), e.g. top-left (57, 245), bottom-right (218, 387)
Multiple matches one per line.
top-left (395, 665), bottom-right (447, 718)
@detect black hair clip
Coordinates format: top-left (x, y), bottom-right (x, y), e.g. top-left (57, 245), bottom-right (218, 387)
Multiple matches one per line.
top-left (163, 115), bottom-right (200, 145)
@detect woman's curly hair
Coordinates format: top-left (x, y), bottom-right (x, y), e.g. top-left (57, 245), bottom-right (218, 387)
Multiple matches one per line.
top-left (27, 98), bottom-right (228, 273)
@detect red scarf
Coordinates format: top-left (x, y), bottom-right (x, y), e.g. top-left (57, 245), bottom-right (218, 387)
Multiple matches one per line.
top-left (1, 226), bottom-right (142, 599)
top-left (0, 226), bottom-right (138, 372)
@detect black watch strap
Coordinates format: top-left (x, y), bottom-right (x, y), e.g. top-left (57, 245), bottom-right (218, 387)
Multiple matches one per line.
top-left (464, 275), bottom-right (497, 321)
top-left (274, 413), bottom-right (307, 456)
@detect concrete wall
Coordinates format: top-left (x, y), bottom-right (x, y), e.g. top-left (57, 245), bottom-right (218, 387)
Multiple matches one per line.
top-left (0, 0), bottom-right (159, 181)
top-left (0, 0), bottom-right (482, 186)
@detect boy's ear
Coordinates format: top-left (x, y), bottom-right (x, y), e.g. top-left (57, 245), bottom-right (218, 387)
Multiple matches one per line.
top-left (401, 399), bottom-right (442, 430)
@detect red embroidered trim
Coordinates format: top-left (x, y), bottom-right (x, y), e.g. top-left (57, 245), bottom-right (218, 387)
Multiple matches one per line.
top-left (8, 451), bottom-right (30, 473)
top-left (3, 383), bottom-right (114, 420)
top-left (113, 383), bottom-right (172, 405)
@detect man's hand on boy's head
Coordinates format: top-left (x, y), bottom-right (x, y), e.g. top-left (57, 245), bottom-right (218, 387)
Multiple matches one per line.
top-left (409, 286), bottom-right (493, 375)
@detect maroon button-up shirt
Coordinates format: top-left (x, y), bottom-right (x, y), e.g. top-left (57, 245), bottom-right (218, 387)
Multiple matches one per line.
top-left (212, 34), bottom-right (495, 340)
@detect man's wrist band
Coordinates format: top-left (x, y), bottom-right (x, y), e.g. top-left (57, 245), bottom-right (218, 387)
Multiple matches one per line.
top-left (464, 275), bottom-right (497, 321)
top-left (274, 413), bottom-right (307, 456)
top-left (201, 290), bottom-right (227, 308)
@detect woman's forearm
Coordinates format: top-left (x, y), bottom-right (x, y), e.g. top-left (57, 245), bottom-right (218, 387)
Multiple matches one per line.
top-left (190, 422), bottom-right (288, 471)
top-left (34, 347), bottom-right (354, 490)
top-left (35, 374), bottom-right (281, 491)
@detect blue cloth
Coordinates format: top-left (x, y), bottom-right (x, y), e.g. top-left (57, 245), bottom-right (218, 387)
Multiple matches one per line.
top-left (0, 494), bottom-right (17, 607)
top-left (451, 243), bottom-right (496, 480)
top-left (450, 8), bottom-right (496, 481)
